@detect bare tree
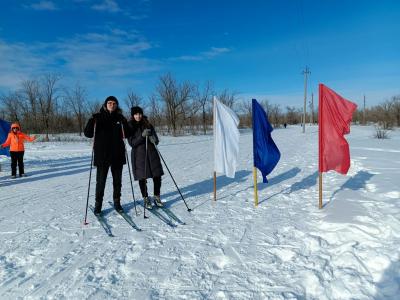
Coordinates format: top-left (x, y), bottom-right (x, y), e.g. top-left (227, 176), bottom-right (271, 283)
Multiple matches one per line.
top-left (217, 89), bottom-right (236, 108)
top-left (124, 90), bottom-right (142, 112)
top-left (88, 100), bottom-right (103, 115)
top-left (238, 99), bottom-right (252, 128)
top-left (193, 81), bottom-right (213, 134)
top-left (0, 92), bottom-right (21, 123)
top-left (64, 83), bottom-right (88, 136)
top-left (19, 79), bottom-right (40, 132)
top-left (148, 94), bottom-right (163, 128)
top-left (285, 106), bottom-right (301, 124)
top-left (157, 73), bottom-right (192, 136)
top-left (259, 99), bottom-right (274, 120)
top-left (38, 74), bottom-right (61, 141)
top-left (373, 100), bottom-right (393, 129)
top-left (391, 95), bottom-right (400, 127)
top-left (269, 104), bottom-right (282, 128)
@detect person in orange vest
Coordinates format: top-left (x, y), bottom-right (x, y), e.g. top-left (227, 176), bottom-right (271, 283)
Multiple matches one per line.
top-left (0, 123), bottom-right (36, 178)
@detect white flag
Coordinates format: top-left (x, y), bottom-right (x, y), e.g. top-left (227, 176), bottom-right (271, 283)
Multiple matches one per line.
top-left (213, 96), bottom-right (240, 178)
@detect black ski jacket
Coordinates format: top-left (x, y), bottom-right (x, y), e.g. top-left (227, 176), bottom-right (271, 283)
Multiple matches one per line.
top-left (127, 117), bottom-right (164, 180)
top-left (84, 106), bottom-right (130, 167)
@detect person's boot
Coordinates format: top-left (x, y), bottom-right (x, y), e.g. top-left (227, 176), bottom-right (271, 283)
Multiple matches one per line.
top-left (153, 195), bottom-right (164, 207)
top-left (94, 200), bottom-right (102, 216)
top-left (144, 196), bottom-right (152, 210)
top-left (114, 198), bottom-right (124, 213)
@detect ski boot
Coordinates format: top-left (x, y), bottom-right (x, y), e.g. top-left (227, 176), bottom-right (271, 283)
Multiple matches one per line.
top-left (94, 200), bottom-right (102, 216)
top-left (113, 198), bottom-right (124, 213)
top-left (153, 195), bottom-right (164, 207)
top-left (144, 197), bottom-right (153, 210)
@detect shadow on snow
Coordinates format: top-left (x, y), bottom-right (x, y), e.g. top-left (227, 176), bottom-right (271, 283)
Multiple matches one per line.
top-left (375, 259), bottom-right (400, 299)
top-left (0, 156), bottom-right (91, 187)
top-left (327, 170), bottom-right (375, 205)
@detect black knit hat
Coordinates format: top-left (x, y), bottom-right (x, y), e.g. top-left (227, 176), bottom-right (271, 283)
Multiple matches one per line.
top-left (104, 95), bottom-right (119, 106)
top-left (131, 106), bottom-right (143, 116)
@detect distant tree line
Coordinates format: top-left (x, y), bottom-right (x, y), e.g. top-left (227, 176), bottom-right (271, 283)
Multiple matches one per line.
top-left (1, 73), bottom-right (399, 139)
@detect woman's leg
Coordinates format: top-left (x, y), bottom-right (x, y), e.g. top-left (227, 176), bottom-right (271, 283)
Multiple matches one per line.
top-left (17, 151), bottom-right (24, 176)
top-left (153, 176), bottom-right (163, 206)
top-left (153, 176), bottom-right (161, 196)
top-left (139, 179), bottom-right (152, 209)
top-left (138, 179), bottom-right (148, 198)
top-left (110, 164), bottom-right (123, 200)
top-left (10, 151), bottom-right (17, 177)
top-left (95, 164), bottom-right (109, 213)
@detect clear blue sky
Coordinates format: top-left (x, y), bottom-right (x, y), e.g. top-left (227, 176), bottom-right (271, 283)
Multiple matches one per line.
top-left (0, 0), bottom-right (399, 109)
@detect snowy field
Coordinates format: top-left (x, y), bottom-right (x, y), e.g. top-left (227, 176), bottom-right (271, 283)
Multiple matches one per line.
top-left (0, 125), bottom-right (399, 299)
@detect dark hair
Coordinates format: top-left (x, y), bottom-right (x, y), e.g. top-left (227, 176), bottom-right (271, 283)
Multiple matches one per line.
top-left (104, 96), bottom-right (119, 106)
top-left (131, 106), bottom-right (143, 116)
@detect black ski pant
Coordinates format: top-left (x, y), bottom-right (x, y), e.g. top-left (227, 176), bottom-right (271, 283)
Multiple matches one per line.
top-left (138, 176), bottom-right (161, 198)
top-left (95, 164), bottom-right (123, 209)
top-left (10, 151), bottom-right (24, 176)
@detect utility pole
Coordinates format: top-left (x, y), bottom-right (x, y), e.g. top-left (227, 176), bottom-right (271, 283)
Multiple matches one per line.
top-left (363, 94), bottom-right (366, 125)
top-left (309, 92), bottom-right (314, 124)
top-left (302, 66), bottom-right (310, 133)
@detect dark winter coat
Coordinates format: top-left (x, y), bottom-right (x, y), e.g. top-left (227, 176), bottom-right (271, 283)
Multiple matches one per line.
top-left (127, 117), bottom-right (164, 180)
top-left (84, 106), bottom-right (130, 167)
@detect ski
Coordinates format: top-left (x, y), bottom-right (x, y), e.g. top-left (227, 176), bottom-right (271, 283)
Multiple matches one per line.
top-left (158, 206), bottom-right (186, 225)
top-left (146, 206), bottom-right (177, 227)
top-left (89, 205), bottom-right (114, 237)
top-left (149, 196), bottom-right (185, 225)
top-left (108, 202), bottom-right (142, 232)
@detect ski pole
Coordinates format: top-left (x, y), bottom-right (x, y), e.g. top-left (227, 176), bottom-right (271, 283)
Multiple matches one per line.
top-left (154, 143), bottom-right (192, 212)
top-left (84, 122), bottom-right (96, 225)
top-left (121, 123), bottom-right (138, 216)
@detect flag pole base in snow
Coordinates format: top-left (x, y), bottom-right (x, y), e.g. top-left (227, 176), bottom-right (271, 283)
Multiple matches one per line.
top-left (319, 172), bottom-right (323, 209)
top-left (253, 167), bottom-right (258, 207)
top-left (213, 172), bottom-right (216, 201)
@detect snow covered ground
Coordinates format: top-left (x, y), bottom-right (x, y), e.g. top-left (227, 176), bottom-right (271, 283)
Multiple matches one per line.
top-left (0, 125), bottom-right (399, 299)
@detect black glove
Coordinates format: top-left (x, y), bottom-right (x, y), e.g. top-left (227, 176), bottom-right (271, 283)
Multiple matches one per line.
top-left (142, 129), bottom-right (152, 137)
top-left (149, 135), bottom-right (156, 145)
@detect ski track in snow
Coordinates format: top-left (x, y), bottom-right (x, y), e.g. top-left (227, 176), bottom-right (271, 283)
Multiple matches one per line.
top-left (0, 126), bottom-right (399, 299)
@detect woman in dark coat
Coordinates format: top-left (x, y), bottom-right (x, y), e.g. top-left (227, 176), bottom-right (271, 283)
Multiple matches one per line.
top-left (127, 106), bottom-right (164, 209)
top-left (84, 96), bottom-right (129, 215)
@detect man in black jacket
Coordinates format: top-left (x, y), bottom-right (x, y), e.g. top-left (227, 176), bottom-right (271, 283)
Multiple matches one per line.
top-left (84, 96), bottom-right (130, 215)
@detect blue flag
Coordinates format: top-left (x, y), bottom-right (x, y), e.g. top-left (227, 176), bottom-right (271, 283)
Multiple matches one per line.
top-left (0, 119), bottom-right (11, 157)
top-left (252, 99), bottom-right (280, 183)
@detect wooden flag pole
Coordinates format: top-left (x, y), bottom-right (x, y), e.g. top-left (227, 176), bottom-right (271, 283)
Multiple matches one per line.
top-left (213, 97), bottom-right (216, 202)
top-left (253, 167), bottom-right (258, 206)
top-left (319, 172), bottom-right (323, 209)
top-left (213, 171), bottom-right (217, 201)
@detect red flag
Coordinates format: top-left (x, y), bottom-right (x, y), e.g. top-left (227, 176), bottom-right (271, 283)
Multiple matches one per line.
top-left (319, 84), bottom-right (357, 174)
